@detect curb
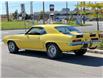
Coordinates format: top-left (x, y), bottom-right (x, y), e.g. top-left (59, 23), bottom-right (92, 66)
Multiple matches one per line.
top-left (87, 49), bottom-right (103, 54)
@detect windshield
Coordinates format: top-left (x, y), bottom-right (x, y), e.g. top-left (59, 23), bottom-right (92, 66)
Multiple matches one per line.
top-left (55, 26), bottom-right (81, 34)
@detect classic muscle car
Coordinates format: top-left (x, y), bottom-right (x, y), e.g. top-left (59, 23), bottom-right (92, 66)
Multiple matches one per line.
top-left (3, 24), bottom-right (100, 58)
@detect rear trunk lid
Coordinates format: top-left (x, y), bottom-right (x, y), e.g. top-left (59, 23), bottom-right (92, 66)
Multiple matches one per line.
top-left (70, 31), bottom-right (99, 47)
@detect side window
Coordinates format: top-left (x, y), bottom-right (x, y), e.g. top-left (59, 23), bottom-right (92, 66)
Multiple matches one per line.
top-left (40, 28), bottom-right (46, 34)
top-left (56, 27), bottom-right (65, 33)
top-left (56, 27), bottom-right (69, 34)
top-left (26, 27), bottom-right (46, 35)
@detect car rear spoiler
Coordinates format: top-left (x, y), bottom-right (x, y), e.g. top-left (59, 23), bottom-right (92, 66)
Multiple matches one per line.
top-left (84, 31), bottom-right (103, 40)
top-left (86, 31), bottom-right (103, 49)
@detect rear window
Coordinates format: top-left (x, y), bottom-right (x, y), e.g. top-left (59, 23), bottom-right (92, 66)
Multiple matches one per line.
top-left (55, 26), bottom-right (81, 34)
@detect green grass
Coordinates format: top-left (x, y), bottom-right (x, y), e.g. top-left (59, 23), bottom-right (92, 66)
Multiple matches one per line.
top-left (1, 21), bottom-right (31, 30)
top-left (1, 20), bottom-right (92, 30)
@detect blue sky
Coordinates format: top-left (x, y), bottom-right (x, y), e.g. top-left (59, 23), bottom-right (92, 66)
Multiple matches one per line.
top-left (0, 1), bottom-right (78, 15)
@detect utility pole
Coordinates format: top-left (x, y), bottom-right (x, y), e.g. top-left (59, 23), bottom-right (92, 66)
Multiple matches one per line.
top-left (43, 1), bottom-right (45, 24)
top-left (66, 1), bottom-right (68, 22)
top-left (30, 1), bottom-right (34, 25)
top-left (96, 8), bottom-right (99, 31)
top-left (5, 1), bottom-right (9, 21)
top-left (30, 1), bottom-right (33, 15)
top-left (95, 2), bottom-right (99, 31)
top-left (83, 1), bottom-right (86, 24)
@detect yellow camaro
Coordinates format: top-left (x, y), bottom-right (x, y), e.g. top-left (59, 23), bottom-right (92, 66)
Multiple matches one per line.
top-left (3, 24), bottom-right (100, 58)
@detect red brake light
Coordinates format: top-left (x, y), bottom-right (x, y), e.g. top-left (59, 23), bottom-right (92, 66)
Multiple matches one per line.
top-left (72, 39), bottom-right (81, 42)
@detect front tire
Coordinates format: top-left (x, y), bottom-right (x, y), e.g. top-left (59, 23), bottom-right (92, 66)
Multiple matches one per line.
top-left (8, 41), bottom-right (19, 53)
top-left (74, 49), bottom-right (87, 56)
top-left (46, 43), bottom-right (62, 59)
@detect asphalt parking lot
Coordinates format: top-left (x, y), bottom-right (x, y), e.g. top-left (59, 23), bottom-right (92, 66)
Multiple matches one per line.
top-left (1, 21), bottom-right (103, 78)
top-left (1, 43), bottom-right (103, 78)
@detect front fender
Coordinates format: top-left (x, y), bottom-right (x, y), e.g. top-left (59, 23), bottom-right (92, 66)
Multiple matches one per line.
top-left (3, 35), bottom-right (21, 48)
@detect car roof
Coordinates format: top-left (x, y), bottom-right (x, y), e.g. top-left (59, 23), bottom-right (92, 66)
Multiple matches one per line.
top-left (31, 24), bottom-right (76, 34)
top-left (31, 24), bottom-right (71, 34)
top-left (32, 24), bottom-right (70, 27)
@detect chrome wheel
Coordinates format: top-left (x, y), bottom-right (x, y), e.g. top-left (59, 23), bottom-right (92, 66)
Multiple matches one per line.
top-left (47, 44), bottom-right (62, 59)
top-left (47, 45), bottom-right (57, 58)
top-left (8, 42), bottom-right (15, 52)
top-left (8, 41), bottom-right (19, 53)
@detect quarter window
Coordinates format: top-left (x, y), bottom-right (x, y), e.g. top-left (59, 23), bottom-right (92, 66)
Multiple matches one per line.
top-left (55, 26), bottom-right (81, 34)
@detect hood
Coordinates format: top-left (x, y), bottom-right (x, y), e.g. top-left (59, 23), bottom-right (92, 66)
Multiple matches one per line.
top-left (3, 34), bottom-right (25, 44)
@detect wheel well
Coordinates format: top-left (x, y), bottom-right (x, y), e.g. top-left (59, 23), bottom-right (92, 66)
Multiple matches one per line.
top-left (45, 42), bottom-right (62, 52)
top-left (46, 42), bottom-right (59, 48)
top-left (7, 40), bottom-right (15, 44)
top-left (7, 40), bottom-right (19, 49)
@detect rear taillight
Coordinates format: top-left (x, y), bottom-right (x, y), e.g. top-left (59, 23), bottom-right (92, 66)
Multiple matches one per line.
top-left (91, 38), bottom-right (98, 40)
top-left (72, 39), bottom-right (81, 42)
top-left (90, 34), bottom-right (96, 37)
top-left (76, 35), bottom-right (83, 38)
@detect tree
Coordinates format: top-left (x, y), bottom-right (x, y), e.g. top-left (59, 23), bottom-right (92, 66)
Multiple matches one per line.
top-left (39, 11), bottom-right (44, 20)
top-left (77, 2), bottom-right (103, 19)
top-left (13, 10), bottom-right (18, 20)
top-left (77, 2), bottom-right (103, 31)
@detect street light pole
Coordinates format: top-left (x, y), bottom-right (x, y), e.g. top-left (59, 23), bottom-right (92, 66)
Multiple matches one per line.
top-left (43, 1), bottom-right (45, 24)
top-left (83, 1), bottom-right (86, 24)
top-left (96, 8), bottom-right (99, 31)
top-left (5, 1), bottom-right (9, 21)
top-left (30, 1), bottom-right (34, 25)
top-left (66, 1), bottom-right (68, 22)
top-left (30, 1), bottom-right (33, 15)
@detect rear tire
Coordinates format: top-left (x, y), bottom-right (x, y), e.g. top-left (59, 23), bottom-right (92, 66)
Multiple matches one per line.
top-left (8, 41), bottom-right (19, 54)
top-left (74, 49), bottom-right (87, 56)
top-left (46, 43), bottom-right (62, 59)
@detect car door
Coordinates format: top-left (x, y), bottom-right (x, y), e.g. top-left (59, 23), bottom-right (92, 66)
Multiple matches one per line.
top-left (23, 27), bottom-right (46, 50)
